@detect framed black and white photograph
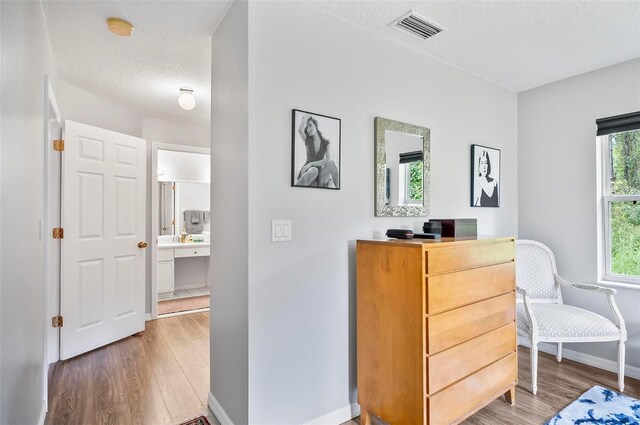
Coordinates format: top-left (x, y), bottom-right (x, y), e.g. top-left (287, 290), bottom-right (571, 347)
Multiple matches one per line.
top-left (291, 109), bottom-right (341, 189)
top-left (470, 144), bottom-right (500, 207)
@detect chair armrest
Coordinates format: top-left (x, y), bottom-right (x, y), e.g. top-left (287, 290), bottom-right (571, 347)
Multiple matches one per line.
top-left (554, 274), bottom-right (626, 337)
top-left (554, 274), bottom-right (616, 295)
top-left (516, 286), bottom-right (539, 341)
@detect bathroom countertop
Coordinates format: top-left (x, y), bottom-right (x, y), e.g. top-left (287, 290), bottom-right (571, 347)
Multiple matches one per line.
top-left (158, 242), bottom-right (210, 249)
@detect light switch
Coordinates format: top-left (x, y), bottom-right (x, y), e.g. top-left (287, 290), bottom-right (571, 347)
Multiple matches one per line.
top-left (272, 219), bottom-right (292, 242)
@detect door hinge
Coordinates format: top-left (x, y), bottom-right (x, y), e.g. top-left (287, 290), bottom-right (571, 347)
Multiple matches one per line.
top-left (52, 228), bottom-right (64, 239)
top-left (53, 139), bottom-right (64, 151)
top-left (52, 316), bottom-right (64, 328)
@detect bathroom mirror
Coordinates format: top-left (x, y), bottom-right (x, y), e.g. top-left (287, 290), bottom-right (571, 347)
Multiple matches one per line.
top-left (158, 181), bottom-right (210, 235)
top-left (374, 117), bottom-right (431, 217)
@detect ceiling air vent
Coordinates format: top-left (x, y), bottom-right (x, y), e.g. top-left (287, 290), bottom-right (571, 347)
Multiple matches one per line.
top-left (394, 12), bottom-right (444, 40)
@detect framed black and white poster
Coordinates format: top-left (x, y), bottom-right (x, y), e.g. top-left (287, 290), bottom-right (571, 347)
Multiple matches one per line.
top-left (470, 144), bottom-right (500, 207)
top-left (291, 109), bottom-right (341, 189)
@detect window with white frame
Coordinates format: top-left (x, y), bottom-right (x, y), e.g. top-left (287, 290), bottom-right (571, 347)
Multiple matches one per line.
top-left (598, 112), bottom-right (640, 283)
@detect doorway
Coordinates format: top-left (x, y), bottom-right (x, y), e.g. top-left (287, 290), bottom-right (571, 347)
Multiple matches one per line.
top-left (151, 143), bottom-right (211, 319)
top-left (46, 123), bottom-right (213, 423)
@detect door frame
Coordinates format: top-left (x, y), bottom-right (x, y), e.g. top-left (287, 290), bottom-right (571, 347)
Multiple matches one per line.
top-left (150, 142), bottom-right (210, 319)
top-left (43, 75), bottom-right (62, 410)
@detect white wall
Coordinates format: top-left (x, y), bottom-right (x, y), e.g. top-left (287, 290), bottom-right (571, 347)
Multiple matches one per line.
top-left (0, 0), bottom-right (4, 414)
top-left (518, 58), bottom-right (640, 369)
top-left (0, 2), bottom-right (56, 423)
top-left (56, 79), bottom-right (143, 137)
top-left (142, 116), bottom-right (209, 148)
top-left (242, 2), bottom-right (517, 423)
top-left (210, 0), bottom-right (249, 423)
top-left (157, 150), bottom-right (211, 183)
top-left (58, 85), bottom-right (210, 148)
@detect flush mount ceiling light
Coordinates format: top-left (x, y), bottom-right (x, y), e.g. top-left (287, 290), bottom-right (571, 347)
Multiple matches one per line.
top-left (107, 17), bottom-right (134, 37)
top-left (178, 88), bottom-right (196, 111)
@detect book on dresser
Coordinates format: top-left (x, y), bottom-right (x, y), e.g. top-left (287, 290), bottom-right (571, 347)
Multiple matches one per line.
top-left (356, 236), bottom-right (517, 425)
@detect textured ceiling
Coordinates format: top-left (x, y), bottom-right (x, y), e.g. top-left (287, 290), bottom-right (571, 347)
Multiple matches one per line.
top-left (42, 1), bottom-right (233, 123)
top-left (42, 0), bottom-right (640, 114)
top-left (310, 0), bottom-right (640, 92)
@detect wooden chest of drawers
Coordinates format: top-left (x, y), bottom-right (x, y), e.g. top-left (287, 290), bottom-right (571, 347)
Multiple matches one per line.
top-left (356, 237), bottom-right (516, 425)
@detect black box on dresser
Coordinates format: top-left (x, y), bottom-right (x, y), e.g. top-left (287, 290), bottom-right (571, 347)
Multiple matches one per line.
top-left (430, 218), bottom-right (477, 238)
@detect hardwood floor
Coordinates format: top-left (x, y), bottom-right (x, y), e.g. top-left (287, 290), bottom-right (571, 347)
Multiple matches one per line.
top-left (45, 312), bottom-right (216, 425)
top-left (343, 347), bottom-right (640, 425)
top-left (46, 314), bottom-right (640, 425)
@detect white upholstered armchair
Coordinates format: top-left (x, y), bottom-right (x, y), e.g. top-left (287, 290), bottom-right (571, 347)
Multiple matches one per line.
top-left (515, 240), bottom-right (627, 395)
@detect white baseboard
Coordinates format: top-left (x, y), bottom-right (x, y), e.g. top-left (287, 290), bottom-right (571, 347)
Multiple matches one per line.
top-left (145, 313), bottom-right (152, 321)
top-left (207, 392), bottom-right (358, 425)
top-left (38, 399), bottom-right (47, 425)
top-left (518, 338), bottom-right (640, 380)
top-left (208, 392), bottom-right (234, 425)
top-left (303, 402), bottom-right (360, 425)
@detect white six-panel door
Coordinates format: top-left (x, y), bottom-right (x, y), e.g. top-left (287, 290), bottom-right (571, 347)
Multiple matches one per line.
top-left (61, 120), bottom-right (146, 360)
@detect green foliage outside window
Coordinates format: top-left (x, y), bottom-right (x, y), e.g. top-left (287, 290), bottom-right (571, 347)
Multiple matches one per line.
top-left (609, 131), bottom-right (640, 276)
top-left (409, 161), bottom-right (423, 202)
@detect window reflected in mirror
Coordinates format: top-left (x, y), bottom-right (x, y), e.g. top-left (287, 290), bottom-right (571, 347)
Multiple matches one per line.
top-left (159, 182), bottom-right (175, 235)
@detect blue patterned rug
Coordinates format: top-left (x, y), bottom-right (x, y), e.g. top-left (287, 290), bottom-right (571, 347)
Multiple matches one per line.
top-left (546, 386), bottom-right (640, 424)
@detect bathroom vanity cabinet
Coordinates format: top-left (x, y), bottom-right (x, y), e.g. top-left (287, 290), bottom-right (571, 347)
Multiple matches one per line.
top-left (157, 243), bottom-right (211, 294)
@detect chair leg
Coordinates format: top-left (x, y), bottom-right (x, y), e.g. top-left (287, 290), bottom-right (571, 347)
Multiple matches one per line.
top-left (531, 343), bottom-right (539, 395)
top-left (556, 342), bottom-right (562, 363)
top-left (618, 340), bottom-right (626, 392)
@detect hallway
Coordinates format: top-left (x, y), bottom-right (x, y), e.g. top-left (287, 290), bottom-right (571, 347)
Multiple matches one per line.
top-left (45, 313), bottom-right (212, 425)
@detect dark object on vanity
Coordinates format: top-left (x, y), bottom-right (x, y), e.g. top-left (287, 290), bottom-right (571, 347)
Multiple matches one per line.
top-left (413, 232), bottom-right (441, 240)
top-left (385, 229), bottom-right (414, 239)
top-left (422, 221), bottom-right (443, 235)
top-left (430, 218), bottom-right (477, 238)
